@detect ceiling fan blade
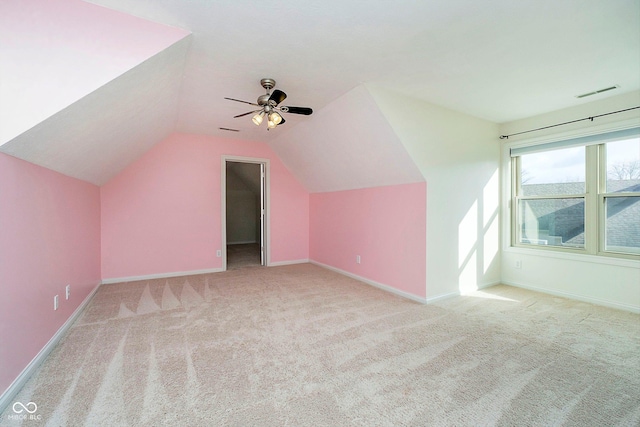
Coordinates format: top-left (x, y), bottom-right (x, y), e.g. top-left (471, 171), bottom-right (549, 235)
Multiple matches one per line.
top-left (224, 97), bottom-right (259, 106)
top-left (283, 106), bottom-right (313, 115)
top-left (269, 90), bottom-right (287, 106)
top-left (233, 109), bottom-right (262, 118)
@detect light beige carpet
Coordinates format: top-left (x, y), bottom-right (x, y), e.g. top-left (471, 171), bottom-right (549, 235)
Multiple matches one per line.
top-left (2, 264), bottom-right (639, 426)
top-left (227, 243), bottom-right (261, 270)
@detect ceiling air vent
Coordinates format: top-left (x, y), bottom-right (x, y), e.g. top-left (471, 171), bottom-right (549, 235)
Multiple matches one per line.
top-left (576, 85), bottom-right (619, 99)
top-left (219, 127), bottom-right (240, 132)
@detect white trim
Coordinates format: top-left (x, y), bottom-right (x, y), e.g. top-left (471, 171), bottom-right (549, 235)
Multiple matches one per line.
top-left (509, 126), bottom-right (640, 156)
top-left (222, 156), bottom-right (271, 271)
top-left (310, 261), bottom-right (427, 304)
top-left (0, 282), bottom-right (101, 413)
top-left (505, 117), bottom-right (640, 150)
top-left (425, 291), bottom-right (459, 304)
top-left (425, 281), bottom-right (501, 304)
top-left (101, 267), bottom-right (224, 284)
top-left (268, 259), bottom-right (310, 267)
top-left (504, 246), bottom-right (640, 269)
top-left (502, 279), bottom-right (640, 314)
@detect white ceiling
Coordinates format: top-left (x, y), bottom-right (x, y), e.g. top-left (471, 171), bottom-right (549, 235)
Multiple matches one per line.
top-left (87, 0), bottom-right (640, 139)
top-left (1, 38), bottom-right (190, 185)
top-left (1, 0), bottom-right (638, 187)
top-left (0, 0), bottom-right (189, 144)
top-left (271, 85), bottom-right (424, 193)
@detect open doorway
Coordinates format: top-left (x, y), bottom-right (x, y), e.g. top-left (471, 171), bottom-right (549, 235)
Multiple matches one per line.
top-left (222, 157), bottom-right (268, 270)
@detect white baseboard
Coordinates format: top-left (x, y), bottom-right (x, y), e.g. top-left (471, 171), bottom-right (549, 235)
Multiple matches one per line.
top-left (425, 281), bottom-right (501, 304)
top-left (0, 282), bottom-right (101, 413)
top-left (310, 261), bottom-right (427, 304)
top-left (101, 267), bottom-right (224, 285)
top-left (269, 259), bottom-right (310, 267)
top-left (425, 291), bottom-right (460, 304)
top-left (501, 280), bottom-right (640, 313)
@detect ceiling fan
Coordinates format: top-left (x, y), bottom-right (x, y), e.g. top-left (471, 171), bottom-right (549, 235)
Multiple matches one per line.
top-left (225, 78), bottom-right (313, 129)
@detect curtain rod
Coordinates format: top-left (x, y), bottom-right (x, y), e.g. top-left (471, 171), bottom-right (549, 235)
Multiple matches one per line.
top-left (499, 106), bottom-right (640, 140)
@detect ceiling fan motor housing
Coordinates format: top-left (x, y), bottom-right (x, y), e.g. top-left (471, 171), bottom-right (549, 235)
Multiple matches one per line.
top-left (258, 78), bottom-right (276, 105)
top-left (257, 94), bottom-right (270, 106)
top-left (260, 78), bottom-right (276, 91)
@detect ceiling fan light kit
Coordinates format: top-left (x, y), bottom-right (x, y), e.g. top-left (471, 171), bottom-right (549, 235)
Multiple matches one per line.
top-left (269, 112), bottom-right (282, 125)
top-left (225, 78), bottom-right (313, 130)
top-left (252, 111), bottom-right (265, 125)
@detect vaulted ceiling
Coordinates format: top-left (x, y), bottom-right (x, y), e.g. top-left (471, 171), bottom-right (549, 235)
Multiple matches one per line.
top-left (1, 0), bottom-right (638, 188)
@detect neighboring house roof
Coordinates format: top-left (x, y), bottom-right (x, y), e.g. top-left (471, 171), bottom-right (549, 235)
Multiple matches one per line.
top-left (520, 180), bottom-right (640, 250)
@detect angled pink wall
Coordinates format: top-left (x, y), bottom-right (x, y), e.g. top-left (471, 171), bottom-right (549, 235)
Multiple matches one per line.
top-left (101, 133), bottom-right (309, 280)
top-left (310, 182), bottom-right (427, 298)
top-left (0, 153), bottom-right (101, 396)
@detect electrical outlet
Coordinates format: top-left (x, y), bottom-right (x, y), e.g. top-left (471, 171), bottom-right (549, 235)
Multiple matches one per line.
top-left (66, 285), bottom-right (70, 300)
top-left (216, 250), bottom-right (222, 257)
top-left (356, 255), bottom-right (361, 264)
top-left (54, 295), bottom-right (59, 311)
top-left (515, 260), bottom-right (522, 269)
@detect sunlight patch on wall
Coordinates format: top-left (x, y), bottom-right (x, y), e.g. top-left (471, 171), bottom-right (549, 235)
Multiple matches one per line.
top-left (483, 169), bottom-right (499, 227)
top-left (458, 200), bottom-right (479, 294)
top-left (459, 251), bottom-right (478, 294)
top-left (458, 200), bottom-right (478, 268)
top-left (483, 216), bottom-right (500, 274)
top-left (483, 169), bottom-right (500, 274)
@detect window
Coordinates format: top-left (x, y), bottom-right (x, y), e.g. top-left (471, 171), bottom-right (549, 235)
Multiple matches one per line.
top-left (511, 127), bottom-right (640, 258)
top-left (603, 138), bottom-right (640, 254)
top-left (517, 146), bottom-right (586, 248)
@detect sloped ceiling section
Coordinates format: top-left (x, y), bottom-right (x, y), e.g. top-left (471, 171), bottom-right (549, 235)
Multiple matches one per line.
top-left (269, 85), bottom-right (424, 193)
top-left (367, 85), bottom-right (500, 175)
top-left (227, 162), bottom-right (261, 195)
top-left (0, 0), bottom-right (190, 145)
top-left (0, 37), bottom-right (191, 185)
top-left (0, 0), bottom-right (190, 185)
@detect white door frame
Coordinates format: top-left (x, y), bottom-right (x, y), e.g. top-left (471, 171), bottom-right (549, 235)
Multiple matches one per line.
top-left (221, 155), bottom-right (271, 270)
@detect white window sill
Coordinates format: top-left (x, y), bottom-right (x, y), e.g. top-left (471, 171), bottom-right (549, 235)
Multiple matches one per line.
top-left (504, 246), bottom-right (640, 269)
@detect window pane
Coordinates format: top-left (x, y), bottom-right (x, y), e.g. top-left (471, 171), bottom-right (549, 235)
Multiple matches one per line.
top-left (605, 196), bottom-right (640, 254)
top-left (520, 146), bottom-right (585, 196)
top-left (606, 138), bottom-right (640, 193)
top-left (519, 198), bottom-right (585, 248)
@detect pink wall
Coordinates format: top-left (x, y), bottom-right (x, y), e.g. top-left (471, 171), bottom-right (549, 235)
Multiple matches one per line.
top-left (0, 153), bottom-right (101, 396)
top-left (101, 133), bottom-right (309, 280)
top-left (310, 182), bottom-right (427, 298)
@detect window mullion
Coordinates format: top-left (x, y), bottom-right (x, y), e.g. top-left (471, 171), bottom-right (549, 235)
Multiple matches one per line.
top-left (512, 157), bottom-right (520, 247)
top-left (585, 145), bottom-right (599, 254)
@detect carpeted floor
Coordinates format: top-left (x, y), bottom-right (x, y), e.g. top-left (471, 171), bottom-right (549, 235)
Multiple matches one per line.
top-left (227, 243), bottom-right (261, 270)
top-left (2, 263), bottom-right (639, 426)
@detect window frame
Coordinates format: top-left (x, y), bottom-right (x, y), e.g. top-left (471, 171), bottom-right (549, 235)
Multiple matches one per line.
top-left (598, 144), bottom-right (640, 257)
top-left (511, 146), bottom-right (591, 254)
top-left (505, 121), bottom-right (640, 262)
